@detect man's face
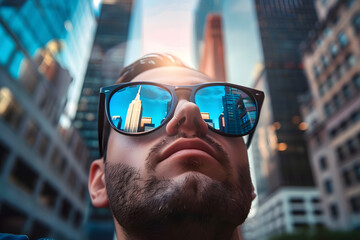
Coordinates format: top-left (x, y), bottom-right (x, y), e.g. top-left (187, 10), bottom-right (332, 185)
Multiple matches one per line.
top-left (103, 67), bottom-right (253, 238)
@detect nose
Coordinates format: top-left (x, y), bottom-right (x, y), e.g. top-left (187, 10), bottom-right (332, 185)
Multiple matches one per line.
top-left (166, 99), bottom-right (209, 137)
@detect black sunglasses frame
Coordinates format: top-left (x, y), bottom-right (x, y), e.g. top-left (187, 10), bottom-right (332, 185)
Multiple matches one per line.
top-left (98, 81), bottom-right (264, 157)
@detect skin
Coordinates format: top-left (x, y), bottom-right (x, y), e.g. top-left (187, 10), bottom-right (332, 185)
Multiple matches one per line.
top-left (89, 67), bottom-right (256, 240)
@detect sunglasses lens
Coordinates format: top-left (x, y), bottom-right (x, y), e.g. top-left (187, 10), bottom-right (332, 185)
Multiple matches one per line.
top-left (195, 85), bottom-right (258, 135)
top-left (108, 84), bottom-right (172, 133)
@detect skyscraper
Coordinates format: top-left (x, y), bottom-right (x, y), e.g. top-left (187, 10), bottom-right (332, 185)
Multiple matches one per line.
top-left (199, 14), bottom-right (226, 82)
top-left (74, 0), bottom-right (133, 159)
top-left (124, 86), bottom-right (143, 133)
top-left (253, 0), bottom-right (317, 205)
top-left (244, 1), bottom-right (323, 239)
top-left (0, 0), bottom-right (97, 239)
top-left (193, 0), bottom-right (222, 68)
top-left (73, 1), bottom-right (133, 239)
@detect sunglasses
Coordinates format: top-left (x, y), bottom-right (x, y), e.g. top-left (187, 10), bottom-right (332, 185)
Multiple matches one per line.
top-left (98, 81), bottom-right (264, 156)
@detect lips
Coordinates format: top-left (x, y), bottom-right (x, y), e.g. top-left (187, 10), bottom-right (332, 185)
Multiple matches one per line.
top-left (159, 138), bottom-right (219, 164)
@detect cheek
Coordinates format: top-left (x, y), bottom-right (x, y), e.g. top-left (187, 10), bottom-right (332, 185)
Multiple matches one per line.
top-left (106, 131), bottom-right (151, 169)
top-left (222, 137), bottom-right (249, 170)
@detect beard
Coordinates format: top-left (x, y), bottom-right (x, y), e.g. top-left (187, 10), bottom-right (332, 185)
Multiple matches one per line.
top-left (104, 135), bottom-right (253, 240)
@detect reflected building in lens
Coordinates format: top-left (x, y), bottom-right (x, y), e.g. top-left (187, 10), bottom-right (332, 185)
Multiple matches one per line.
top-left (222, 87), bottom-right (255, 135)
top-left (124, 87), bottom-right (143, 132)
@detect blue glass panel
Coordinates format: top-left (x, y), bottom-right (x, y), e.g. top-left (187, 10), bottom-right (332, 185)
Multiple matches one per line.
top-left (0, 25), bottom-right (15, 65)
top-left (9, 51), bottom-right (25, 79)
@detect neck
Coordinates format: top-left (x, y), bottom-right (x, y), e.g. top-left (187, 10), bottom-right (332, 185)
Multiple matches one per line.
top-left (114, 218), bottom-right (240, 240)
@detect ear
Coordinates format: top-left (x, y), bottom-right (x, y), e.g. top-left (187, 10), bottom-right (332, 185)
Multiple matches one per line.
top-left (88, 159), bottom-right (109, 208)
top-left (251, 182), bottom-right (257, 201)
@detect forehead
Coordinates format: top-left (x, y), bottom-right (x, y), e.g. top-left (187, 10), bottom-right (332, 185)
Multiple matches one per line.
top-left (130, 66), bottom-right (213, 85)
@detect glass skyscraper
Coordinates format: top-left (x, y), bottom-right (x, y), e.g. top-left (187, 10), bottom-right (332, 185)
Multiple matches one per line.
top-left (73, 1), bottom-right (133, 239)
top-left (253, 0), bottom-right (318, 203)
top-left (0, 0), bottom-right (97, 239)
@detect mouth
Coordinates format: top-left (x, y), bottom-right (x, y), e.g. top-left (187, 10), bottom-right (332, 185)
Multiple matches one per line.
top-left (159, 138), bottom-right (219, 164)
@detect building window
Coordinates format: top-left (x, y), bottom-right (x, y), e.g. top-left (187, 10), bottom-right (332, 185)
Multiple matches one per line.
top-left (37, 134), bottom-right (49, 157)
top-left (324, 179), bottom-right (333, 194)
top-left (324, 102), bottom-right (332, 116)
top-left (354, 164), bottom-right (360, 182)
top-left (330, 43), bottom-right (339, 58)
top-left (321, 55), bottom-right (330, 68)
top-left (39, 182), bottom-right (58, 209)
top-left (24, 119), bottom-right (39, 147)
top-left (0, 202), bottom-right (27, 234)
top-left (353, 13), bottom-right (360, 33)
top-left (336, 146), bottom-right (345, 162)
top-left (342, 169), bottom-right (352, 187)
top-left (0, 141), bottom-right (10, 171)
top-left (10, 157), bottom-right (38, 194)
top-left (347, 139), bottom-right (356, 155)
top-left (346, 54), bottom-right (357, 68)
top-left (329, 203), bottom-right (339, 220)
top-left (319, 157), bottom-right (327, 170)
top-left (338, 32), bottom-right (349, 48)
top-left (352, 74), bottom-right (360, 89)
top-left (342, 84), bottom-right (351, 100)
top-left (349, 195), bottom-right (360, 213)
top-left (60, 198), bottom-right (72, 221)
top-left (333, 94), bottom-right (341, 109)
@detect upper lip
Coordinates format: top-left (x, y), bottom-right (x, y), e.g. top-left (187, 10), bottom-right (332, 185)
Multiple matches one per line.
top-left (159, 138), bottom-right (219, 163)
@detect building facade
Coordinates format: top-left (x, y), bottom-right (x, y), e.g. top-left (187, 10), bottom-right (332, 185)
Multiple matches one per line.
top-left (242, 187), bottom-right (322, 240)
top-left (0, 0), bottom-right (97, 239)
top-left (244, 1), bottom-right (322, 239)
top-left (300, 0), bottom-right (360, 230)
top-left (74, 0), bottom-right (133, 160)
top-left (73, 1), bottom-right (133, 239)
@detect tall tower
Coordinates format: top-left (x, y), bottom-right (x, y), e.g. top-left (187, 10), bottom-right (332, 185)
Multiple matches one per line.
top-left (124, 86), bottom-right (143, 132)
top-left (243, 1), bottom-right (323, 239)
top-left (193, 0), bottom-right (222, 68)
top-left (199, 14), bottom-right (226, 82)
top-left (74, 0), bottom-right (133, 159)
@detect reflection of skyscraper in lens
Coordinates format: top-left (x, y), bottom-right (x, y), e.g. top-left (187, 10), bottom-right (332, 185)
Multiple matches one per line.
top-left (222, 87), bottom-right (256, 134)
top-left (140, 117), bottom-right (155, 131)
top-left (124, 87), bottom-right (143, 132)
top-left (201, 112), bottom-right (214, 127)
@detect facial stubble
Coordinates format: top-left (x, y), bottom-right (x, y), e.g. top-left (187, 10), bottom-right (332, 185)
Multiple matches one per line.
top-left (104, 136), bottom-right (253, 239)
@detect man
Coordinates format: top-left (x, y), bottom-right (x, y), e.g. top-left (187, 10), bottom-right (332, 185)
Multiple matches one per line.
top-left (89, 53), bottom-right (264, 240)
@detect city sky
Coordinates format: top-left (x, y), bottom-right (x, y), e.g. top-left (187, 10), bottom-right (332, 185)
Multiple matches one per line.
top-left (125, 0), bottom-right (263, 87)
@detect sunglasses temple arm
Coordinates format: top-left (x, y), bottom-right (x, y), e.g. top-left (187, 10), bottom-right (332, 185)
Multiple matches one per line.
top-left (246, 131), bottom-right (254, 149)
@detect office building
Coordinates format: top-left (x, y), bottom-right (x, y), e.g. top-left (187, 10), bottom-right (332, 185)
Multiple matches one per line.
top-left (244, 1), bottom-right (322, 239)
top-left (74, 0), bottom-right (133, 160)
top-left (0, 0), bottom-right (97, 239)
top-left (73, 1), bottom-right (133, 239)
top-left (300, 0), bottom-right (360, 230)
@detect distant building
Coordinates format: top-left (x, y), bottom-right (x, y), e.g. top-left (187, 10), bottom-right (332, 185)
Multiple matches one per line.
top-left (199, 14), bottom-right (226, 82)
top-left (299, 0), bottom-right (360, 230)
top-left (193, 0), bottom-right (222, 68)
top-left (242, 187), bottom-right (323, 240)
top-left (0, 0), bottom-right (96, 239)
